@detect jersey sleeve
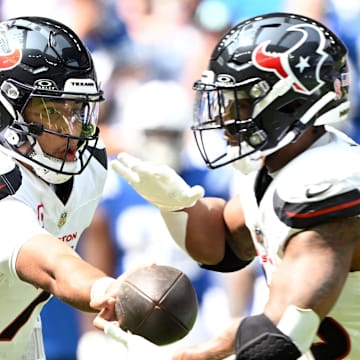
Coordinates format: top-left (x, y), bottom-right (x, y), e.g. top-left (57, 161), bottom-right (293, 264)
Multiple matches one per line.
top-left (0, 198), bottom-right (48, 279)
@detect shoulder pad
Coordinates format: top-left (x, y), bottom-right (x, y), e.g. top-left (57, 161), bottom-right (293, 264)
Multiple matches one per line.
top-left (0, 152), bottom-right (22, 200)
top-left (88, 137), bottom-right (107, 169)
top-left (273, 142), bottom-right (360, 228)
top-left (0, 150), bottom-right (16, 174)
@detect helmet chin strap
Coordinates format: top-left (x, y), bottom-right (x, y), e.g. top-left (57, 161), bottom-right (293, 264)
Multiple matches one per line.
top-left (228, 144), bottom-right (264, 175)
top-left (31, 162), bottom-right (74, 184)
top-left (257, 91), bottom-right (339, 159)
top-left (0, 137), bottom-right (78, 184)
top-left (223, 90), bottom-right (339, 174)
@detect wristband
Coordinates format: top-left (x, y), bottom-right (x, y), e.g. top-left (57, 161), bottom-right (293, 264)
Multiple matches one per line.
top-left (277, 305), bottom-right (320, 354)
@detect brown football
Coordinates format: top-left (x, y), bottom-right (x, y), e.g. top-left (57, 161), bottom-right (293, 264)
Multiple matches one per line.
top-left (115, 264), bottom-right (198, 345)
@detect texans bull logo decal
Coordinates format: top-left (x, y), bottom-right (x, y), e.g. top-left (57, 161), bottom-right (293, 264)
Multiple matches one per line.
top-left (0, 48), bottom-right (21, 70)
top-left (252, 24), bottom-right (328, 95)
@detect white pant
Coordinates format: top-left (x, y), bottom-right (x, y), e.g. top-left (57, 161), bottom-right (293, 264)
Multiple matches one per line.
top-left (21, 317), bottom-right (46, 360)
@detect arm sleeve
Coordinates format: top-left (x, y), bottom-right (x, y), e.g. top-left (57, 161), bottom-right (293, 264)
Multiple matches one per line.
top-left (0, 198), bottom-right (48, 279)
top-left (200, 241), bottom-right (252, 272)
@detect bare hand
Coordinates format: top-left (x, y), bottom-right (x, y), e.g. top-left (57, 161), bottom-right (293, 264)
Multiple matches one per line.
top-left (90, 266), bottom-right (151, 331)
top-left (171, 319), bottom-right (239, 360)
top-left (171, 338), bottom-right (235, 360)
top-left (90, 272), bottom-right (131, 331)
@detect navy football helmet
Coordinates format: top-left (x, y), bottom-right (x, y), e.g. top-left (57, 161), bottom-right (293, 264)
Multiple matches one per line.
top-left (0, 16), bottom-right (104, 183)
top-left (192, 12), bottom-right (350, 169)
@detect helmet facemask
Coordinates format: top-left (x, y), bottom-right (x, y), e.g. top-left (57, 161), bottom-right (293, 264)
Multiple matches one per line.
top-left (192, 76), bottom-right (268, 170)
top-left (2, 89), bottom-right (101, 184)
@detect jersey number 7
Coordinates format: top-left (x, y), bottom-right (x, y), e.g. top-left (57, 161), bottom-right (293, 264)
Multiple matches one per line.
top-left (0, 292), bottom-right (50, 341)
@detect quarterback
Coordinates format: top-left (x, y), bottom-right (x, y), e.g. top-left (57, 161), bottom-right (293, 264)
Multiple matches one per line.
top-left (0, 17), bottom-right (128, 360)
top-left (112, 13), bottom-right (360, 360)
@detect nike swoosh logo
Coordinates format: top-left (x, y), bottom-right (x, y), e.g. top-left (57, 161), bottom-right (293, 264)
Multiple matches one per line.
top-left (305, 183), bottom-right (332, 198)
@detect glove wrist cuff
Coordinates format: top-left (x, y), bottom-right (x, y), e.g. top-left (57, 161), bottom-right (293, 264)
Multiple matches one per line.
top-left (160, 210), bottom-right (188, 252)
top-left (90, 277), bottom-right (116, 301)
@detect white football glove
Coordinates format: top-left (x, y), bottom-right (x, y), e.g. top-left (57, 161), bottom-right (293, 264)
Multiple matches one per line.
top-left (104, 323), bottom-right (236, 360)
top-left (104, 323), bottom-right (172, 359)
top-left (111, 152), bottom-right (205, 212)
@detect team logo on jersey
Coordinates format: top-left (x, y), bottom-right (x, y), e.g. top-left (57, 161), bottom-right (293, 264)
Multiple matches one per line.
top-left (252, 24), bottom-right (328, 95)
top-left (58, 211), bottom-right (67, 228)
top-left (37, 204), bottom-right (45, 228)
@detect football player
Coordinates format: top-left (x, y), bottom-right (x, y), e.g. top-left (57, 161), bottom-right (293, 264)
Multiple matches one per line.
top-left (0, 16), bottom-right (128, 360)
top-left (111, 12), bottom-right (360, 359)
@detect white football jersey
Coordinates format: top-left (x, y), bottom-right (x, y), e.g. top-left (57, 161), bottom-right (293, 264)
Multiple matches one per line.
top-left (238, 127), bottom-right (360, 359)
top-left (0, 143), bottom-right (107, 360)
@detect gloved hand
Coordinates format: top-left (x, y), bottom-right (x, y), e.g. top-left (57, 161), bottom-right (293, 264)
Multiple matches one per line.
top-left (104, 322), bottom-right (174, 359)
top-left (111, 152), bottom-right (204, 211)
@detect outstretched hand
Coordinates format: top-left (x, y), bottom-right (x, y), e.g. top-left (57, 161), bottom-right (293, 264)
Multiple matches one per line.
top-left (88, 272), bottom-right (161, 357)
top-left (90, 268), bottom-right (143, 331)
top-left (171, 343), bottom-right (236, 360)
top-left (93, 314), bottom-right (235, 360)
top-left (171, 318), bottom-right (239, 360)
top-left (89, 273), bottom-right (236, 360)
top-left (92, 298), bottom-right (173, 359)
top-left (111, 152), bottom-right (204, 212)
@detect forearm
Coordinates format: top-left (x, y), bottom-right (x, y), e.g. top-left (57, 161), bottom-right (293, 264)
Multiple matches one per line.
top-left (162, 197), bottom-right (227, 265)
top-left (48, 254), bottom-right (108, 312)
top-left (186, 197), bottom-right (228, 264)
top-left (16, 234), bottom-right (109, 312)
top-left (265, 218), bottom-right (358, 323)
top-left (224, 195), bottom-right (256, 261)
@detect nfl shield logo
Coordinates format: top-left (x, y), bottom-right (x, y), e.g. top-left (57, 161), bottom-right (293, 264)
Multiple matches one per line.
top-left (58, 212), bottom-right (67, 228)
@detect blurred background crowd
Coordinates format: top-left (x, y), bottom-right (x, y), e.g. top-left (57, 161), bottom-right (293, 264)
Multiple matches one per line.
top-left (1, 0), bottom-right (359, 359)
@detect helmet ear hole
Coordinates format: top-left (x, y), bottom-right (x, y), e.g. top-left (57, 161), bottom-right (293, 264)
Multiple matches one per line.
top-left (277, 98), bottom-right (306, 114)
top-left (3, 128), bottom-right (25, 147)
